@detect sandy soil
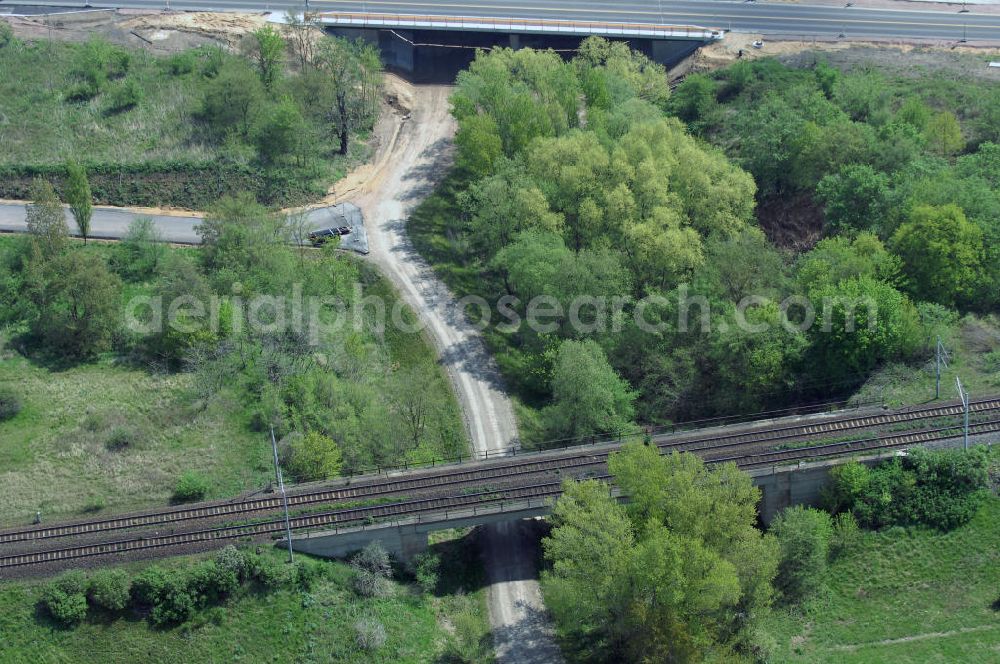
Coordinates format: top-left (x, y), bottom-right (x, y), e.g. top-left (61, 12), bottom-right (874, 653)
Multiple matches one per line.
top-left (681, 33), bottom-right (1000, 74)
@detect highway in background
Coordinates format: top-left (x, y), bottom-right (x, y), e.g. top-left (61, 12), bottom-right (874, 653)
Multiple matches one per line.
top-left (7, 0), bottom-right (1000, 42)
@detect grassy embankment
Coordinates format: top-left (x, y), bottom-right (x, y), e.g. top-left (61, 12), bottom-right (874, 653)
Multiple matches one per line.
top-left (0, 530), bottom-right (493, 664)
top-left (764, 495), bottom-right (1000, 663)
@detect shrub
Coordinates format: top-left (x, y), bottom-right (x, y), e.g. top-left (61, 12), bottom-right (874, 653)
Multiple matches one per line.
top-left (355, 618), bottom-right (387, 651)
top-left (0, 21), bottom-right (16, 49)
top-left (112, 217), bottom-right (164, 281)
top-left (0, 386), bottom-right (21, 421)
top-left (64, 80), bottom-right (100, 103)
top-left (283, 431), bottom-right (343, 482)
top-left (173, 471), bottom-right (209, 503)
top-left (149, 579), bottom-right (196, 626)
top-left (830, 511), bottom-right (860, 558)
top-left (105, 77), bottom-right (143, 114)
top-left (187, 560), bottom-right (237, 605)
top-left (827, 447), bottom-right (991, 530)
top-left (131, 566), bottom-right (172, 606)
top-left (164, 51), bottom-right (197, 76)
top-left (353, 569), bottom-right (392, 599)
top-left (87, 569), bottom-right (131, 612)
top-left (248, 553), bottom-right (290, 589)
top-left (40, 587), bottom-right (88, 627)
top-left (40, 572), bottom-right (89, 626)
top-left (215, 546), bottom-right (250, 582)
top-left (351, 541), bottom-right (391, 578)
top-left (771, 506), bottom-right (833, 602)
top-left (105, 426), bottom-right (140, 451)
top-left (413, 552), bottom-right (440, 594)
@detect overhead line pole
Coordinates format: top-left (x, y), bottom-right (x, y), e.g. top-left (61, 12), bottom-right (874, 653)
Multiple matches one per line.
top-left (271, 427), bottom-right (295, 564)
top-left (955, 377), bottom-right (969, 450)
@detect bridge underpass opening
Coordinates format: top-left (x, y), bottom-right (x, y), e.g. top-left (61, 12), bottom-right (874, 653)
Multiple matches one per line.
top-left (325, 27), bottom-right (708, 83)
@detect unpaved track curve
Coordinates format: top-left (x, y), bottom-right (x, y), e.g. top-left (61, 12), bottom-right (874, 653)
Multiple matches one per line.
top-left (353, 83), bottom-right (562, 664)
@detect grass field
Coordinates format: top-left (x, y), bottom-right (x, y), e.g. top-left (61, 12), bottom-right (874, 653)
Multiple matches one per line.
top-left (0, 531), bottom-right (493, 664)
top-left (763, 496), bottom-right (1000, 663)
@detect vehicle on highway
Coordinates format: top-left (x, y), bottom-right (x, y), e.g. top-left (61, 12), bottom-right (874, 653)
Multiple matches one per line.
top-left (308, 226), bottom-right (352, 245)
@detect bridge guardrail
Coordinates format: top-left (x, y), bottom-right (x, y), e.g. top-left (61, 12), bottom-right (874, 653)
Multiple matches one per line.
top-left (314, 12), bottom-right (724, 41)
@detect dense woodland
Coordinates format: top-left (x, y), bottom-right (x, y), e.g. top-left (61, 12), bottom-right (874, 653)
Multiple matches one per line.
top-left (412, 39), bottom-right (1000, 440)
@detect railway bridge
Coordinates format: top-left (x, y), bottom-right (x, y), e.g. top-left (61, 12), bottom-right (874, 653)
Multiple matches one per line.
top-left (1, 396), bottom-right (998, 575)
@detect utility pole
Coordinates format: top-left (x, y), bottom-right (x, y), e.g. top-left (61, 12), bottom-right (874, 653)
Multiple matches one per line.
top-left (271, 428), bottom-right (295, 564)
top-left (935, 336), bottom-right (948, 400)
top-left (955, 377), bottom-right (969, 450)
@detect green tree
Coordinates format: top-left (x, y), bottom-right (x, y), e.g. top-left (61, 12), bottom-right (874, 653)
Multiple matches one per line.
top-left (924, 110), bottom-right (964, 156)
top-left (454, 113), bottom-right (503, 178)
top-left (816, 164), bottom-right (890, 234)
top-left (200, 61), bottom-right (265, 137)
top-left (543, 445), bottom-right (779, 661)
top-left (284, 431), bottom-right (343, 482)
top-left (770, 506), bottom-right (833, 602)
top-left (64, 161), bottom-right (92, 244)
top-left (197, 193), bottom-right (294, 294)
top-left (253, 96), bottom-right (306, 164)
top-left (246, 25), bottom-right (285, 92)
top-left (891, 204), bottom-right (984, 307)
top-left (808, 276), bottom-right (921, 383)
top-left (315, 37), bottom-right (383, 155)
top-left (796, 233), bottom-right (903, 293)
top-left (24, 178), bottom-right (69, 261)
top-left (546, 339), bottom-right (635, 439)
top-left (33, 252), bottom-right (121, 359)
top-left (669, 74), bottom-right (717, 125)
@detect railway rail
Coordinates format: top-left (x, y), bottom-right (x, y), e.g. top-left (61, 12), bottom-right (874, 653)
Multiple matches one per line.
top-left (2, 416), bottom-right (997, 571)
top-left (2, 397), bottom-right (998, 548)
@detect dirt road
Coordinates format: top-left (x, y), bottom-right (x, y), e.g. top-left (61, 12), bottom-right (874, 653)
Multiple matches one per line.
top-left (352, 83), bottom-right (563, 664)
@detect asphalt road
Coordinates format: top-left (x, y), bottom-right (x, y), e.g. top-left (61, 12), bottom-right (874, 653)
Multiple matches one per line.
top-left (9, 0), bottom-right (1000, 42)
top-left (0, 203), bottom-right (202, 244)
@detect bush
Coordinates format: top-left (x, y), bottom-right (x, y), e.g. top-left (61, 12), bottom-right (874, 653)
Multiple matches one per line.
top-left (105, 77), bottom-right (143, 114)
top-left (105, 426), bottom-right (140, 452)
top-left (40, 587), bottom-right (88, 627)
top-left (248, 553), bottom-right (291, 589)
top-left (164, 51), bottom-right (197, 76)
top-left (215, 546), bottom-right (250, 582)
top-left (830, 511), bottom-right (860, 558)
top-left (149, 579), bottom-right (196, 627)
top-left (355, 618), bottom-right (387, 651)
top-left (0, 21), bottom-right (16, 49)
top-left (87, 569), bottom-right (131, 612)
top-left (131, 566), bottom-right (172, 606)
top-left (413, 552), bottom-right (440, 594)
top-left (112, 217), bottom-right (164, 281)
top-left (827, 447), bottom-right (991, 530)
top-left (40, 572), bottom-right (89, 626)
top-left (187, 560), bottom-right (237, 605)
top-left (64, 80), bottom-right (100, 103)
top-left (351, 541), bottom-right (391, 577)
top-left (173, 471), bottom-right (209, 503)
top-left (771, 506), bottom-right (833, 602)
top-left (353, 569), bottom-right (392, 599)
top-left (0, 386), bottom-right (21, 421)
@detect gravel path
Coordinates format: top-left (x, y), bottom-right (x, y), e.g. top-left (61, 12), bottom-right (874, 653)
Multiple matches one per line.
top-left (353, 84), bottom-right (563, 664)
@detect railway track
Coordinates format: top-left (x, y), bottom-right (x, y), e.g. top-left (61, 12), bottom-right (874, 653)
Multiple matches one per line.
top-left (2, 417), bottom-right (997, 571)
top-left (2, 397), bottom-right (997, 547)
